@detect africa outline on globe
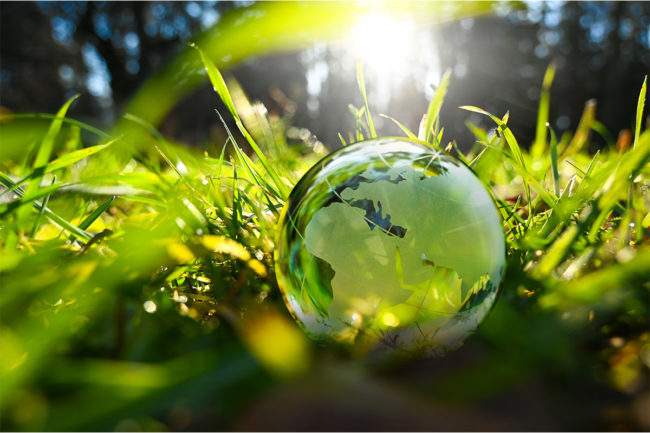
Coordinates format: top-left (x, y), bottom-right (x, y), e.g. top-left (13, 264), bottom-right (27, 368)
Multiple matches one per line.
top-left (275, 137), bottom-right (505, 356)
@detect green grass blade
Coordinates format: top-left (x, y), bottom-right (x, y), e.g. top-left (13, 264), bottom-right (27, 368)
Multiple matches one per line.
top-left (460, 105), bottom-right (556, 221)
top-left (33, 95), bottom-right (80, 169)
top-left (460, 106), bottom-right (526, 169)
top-left (338, 133), bottom-right (347, 147)
top-left (0, 113), bottom-right (111, 140)
top-left (590, 120), bottom-right (616, 145)
top-left (465, 120), bottom-right (489, 143)
top-left (356, 62), bottom-right (376, 138)
top-left (30, 176), bottom-right (56, 238)
top-left (633, 76), bottom-right (647, 149)
top-left (12, 140), bottom-right (115, 191)
top-left (468, 147), bottom-right (488, 167)
top-left (120, 195), bottom-right (167, 208)
top-left (78, 196), bottom-right (116, 231)
top-left (548, 123), bottom-right (560, 196)
top-left (423, 69), bottom-right (451, 144)
top-left (46, 140), bottom-right (115, 174)
top-left (190, 43), bottom-right (288, 198)
top-left (436, 128), bottom-right (444, 148)
top-left (451, 141), bottom-right (472, 166)
top-left (123, 113), bottom-right (183, 177)
top-left (215, 139), bottom-right (228, 180)
top-left (563, 99), bottom-right (596, 156)
top-left (215, 109), bottom-right (281, 204)
top-left (532, 64), bottom-right (556, 157)
top-left (379, 114), bottom-right (417, 139)
top-left (633, 190), bottom-right (645, 244)
top-left (0, 172), bottom-right (92, 242)
top-left (350, 105), bottom-right (366, 141)
top-left (231, 159), bottom-right (241, 240)
top-left (584, 150), bottom-right (600, 180)
top-left (17, 95), bottom-right (80, 223)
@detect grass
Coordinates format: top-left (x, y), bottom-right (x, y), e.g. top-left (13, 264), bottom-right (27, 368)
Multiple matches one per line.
top-left (0, 48), bottom-right (648, 431)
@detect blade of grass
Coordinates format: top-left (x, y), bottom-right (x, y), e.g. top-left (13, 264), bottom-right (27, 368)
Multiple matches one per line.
top-left (633, 76), bottom-right (647, 149)
top-left (11, 140), bottom-right (116, 191)
top-left (231, 159), bottom-right (241, 241)
top-left (468, 147), bottom-right (488, 167)
top-left (379, 114), bottom-right (417, 139)
top-left (548, 123), bottom-right (560, 196)
top-left (436, 128), bottom-right (444, 148)
top-left (532, 64), bottom-right (556, 157)
top-left (78, 196), bottom-right (116, 231)
top-left (461, 106), bottom-right (526, 166)
top-left (338, 133), bottom-right (347, 147)
top-left (465, 120), bottom-right (490, 143)
top-left (120, 195), bottom-right (167, 208)
top-left (215, 109), bottom-right (281, 212)
top-left (451, 141), bottom-right (472, 166)
top-left (30, 176), bottom-right (56, 238)
top-left (590, 120), bottom-right (616, 146)
top-left (584, 150), bottom-right (600, 180)
top-left (633, 190), bottom-right (645, 244)
top-left (356, 62), bottom-right (376, 138)
top-left (460, 105), bottom-right (554, 221)
top-left (215, 138), bottom-right (228, 180)
top-left (18, 95), bottom-right (79, 221)
top-left (0, 172), bottom-right (92, 242)
top-left (0, 112), bottom-right (111, 140)
top-left (627, 75), bottom-right (647, 245)
top-left (423, 69), bottom-right (451, 144)
top-left (563, 99), bottom-right (596, 156)
top-left (123, 113), bottom-right (183, 177)
top-left (32, 95), bottom-right (80, 169)
top-left (353, 105), bottom-right (366, 141)
top-left (588, 132), bottom-right (650, 243)
top-left (190, 43), bottom-right (288, 198)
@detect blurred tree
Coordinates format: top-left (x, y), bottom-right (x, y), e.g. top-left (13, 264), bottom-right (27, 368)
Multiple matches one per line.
top-left (0, 1), bottom-right (648, 146)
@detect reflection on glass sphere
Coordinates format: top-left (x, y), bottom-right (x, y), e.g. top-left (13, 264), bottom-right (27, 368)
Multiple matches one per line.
top-left (275, 138), bottom-right (505, 356)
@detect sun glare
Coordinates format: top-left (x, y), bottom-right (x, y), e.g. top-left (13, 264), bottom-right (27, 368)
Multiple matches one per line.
top-left (350, 13), bottom-right (416, 81)
top-left (346, 12), bottom-right (441, 108)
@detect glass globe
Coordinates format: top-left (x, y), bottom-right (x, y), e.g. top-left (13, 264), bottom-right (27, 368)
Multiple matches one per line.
top-left (275, 138), bottom-right (505, 356)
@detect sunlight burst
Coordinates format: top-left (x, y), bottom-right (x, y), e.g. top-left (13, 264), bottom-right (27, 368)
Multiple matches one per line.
top-left (350, 13), bottom-right (416, 84)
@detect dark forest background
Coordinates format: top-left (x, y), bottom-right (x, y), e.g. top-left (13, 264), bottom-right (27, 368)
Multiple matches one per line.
top-left (1, 1), bottom-right (649, 151)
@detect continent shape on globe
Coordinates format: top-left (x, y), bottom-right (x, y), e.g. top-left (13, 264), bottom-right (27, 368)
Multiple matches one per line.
top-left (304, 159), bottom-right (501, 326)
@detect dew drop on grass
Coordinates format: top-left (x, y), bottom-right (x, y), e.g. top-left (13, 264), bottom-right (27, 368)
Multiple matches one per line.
top-left (143, 300), bottom-right (157, 313)
top-left (275, 138), bottom-right (505, 357)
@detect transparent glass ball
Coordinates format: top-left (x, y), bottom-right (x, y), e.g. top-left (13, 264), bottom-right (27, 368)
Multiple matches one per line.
top-left (275, 138), bottom-right (505, 356)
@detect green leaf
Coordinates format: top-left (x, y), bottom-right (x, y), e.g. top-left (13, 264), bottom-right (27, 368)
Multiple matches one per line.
top-left (18, 95), bottom-right (80, 220)
top-left (423, 69), bottom-right (451, 144)
top-left (0, 172), bottom-right (92, 242)
top-left (532, 64), bottom-right (556, 157)
top-left (338, 132), bottom-right (347, 147)
top-left (190, 43), bottom-right (288, 199)
top-left (356, 62), bottom-right (376, 138)
top-left (548, 123), bottom-right (560, 197)
top-left (12, 140), bottom-right (115, 191)
top-left (78, 196), bottom-right (116, 231)
top-left (379, 114), bottom-right (417, 139)
top-left (30, 176), bottom-right (56, 238)
top-left (460, 105), bottom-right (556, 215)
top-left (634, 76), bottom-right (647, 149)
top-left (33, 95), bottom-right (80, 169)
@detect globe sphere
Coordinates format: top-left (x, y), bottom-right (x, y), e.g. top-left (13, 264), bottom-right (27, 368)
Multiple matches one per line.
top-left (275, 137), bottom-right (505, 356)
